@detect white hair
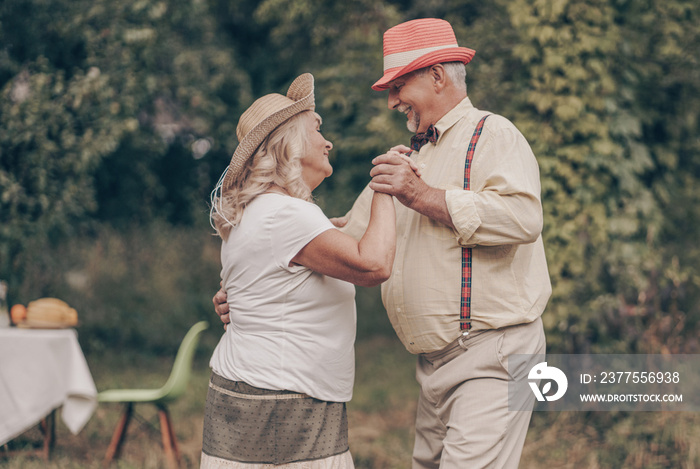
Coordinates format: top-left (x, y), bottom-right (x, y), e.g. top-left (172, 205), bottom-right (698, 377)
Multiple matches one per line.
top-left (442, 62), bottom-right (467, 93)
top-left (415, 62), bottom-right (467, 92)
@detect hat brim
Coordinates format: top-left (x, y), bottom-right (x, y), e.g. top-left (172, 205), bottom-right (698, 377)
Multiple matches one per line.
top-left (222, 74), bottom-right (315, 192)
top-left (371, 47), bottom-right (475, 91)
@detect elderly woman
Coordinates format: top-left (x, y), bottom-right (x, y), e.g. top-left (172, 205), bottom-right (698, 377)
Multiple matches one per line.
top-left (202, 74), bottom-right (396, 469)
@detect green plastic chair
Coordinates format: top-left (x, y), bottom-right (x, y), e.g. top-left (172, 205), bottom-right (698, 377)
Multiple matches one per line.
top-left (98, 321), bottom-right (209, 468)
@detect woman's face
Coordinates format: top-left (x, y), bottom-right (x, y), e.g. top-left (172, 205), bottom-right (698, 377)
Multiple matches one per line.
top-left (299, 112), bottom-right (333, 191)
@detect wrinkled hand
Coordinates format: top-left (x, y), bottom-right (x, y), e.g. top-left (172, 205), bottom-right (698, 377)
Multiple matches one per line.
top-left (369, 150), bottom-right (426, 207)
top-left (389, 145), bottom-right (421, 177)
top-left (213, 283), bottom-right (230, 330)
top-left (389, 144), bottom-right (412, 155)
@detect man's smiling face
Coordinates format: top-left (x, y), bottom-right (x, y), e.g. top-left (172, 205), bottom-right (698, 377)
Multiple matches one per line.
top-left (386, 69), bottom-right (434, 133)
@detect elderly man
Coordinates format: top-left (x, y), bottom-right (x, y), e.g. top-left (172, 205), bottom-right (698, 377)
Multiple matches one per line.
top-left (214, 18), bottom-right (551, 469)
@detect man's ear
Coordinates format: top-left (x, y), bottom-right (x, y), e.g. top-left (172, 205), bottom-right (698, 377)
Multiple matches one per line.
top-left (430, 64), bottom-right (447, 92)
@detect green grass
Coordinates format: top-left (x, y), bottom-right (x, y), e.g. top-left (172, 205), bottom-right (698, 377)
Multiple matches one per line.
top-left (2, 337), bottom-right (699, 469)
top-left (1, 349), bottom-right (212, 469)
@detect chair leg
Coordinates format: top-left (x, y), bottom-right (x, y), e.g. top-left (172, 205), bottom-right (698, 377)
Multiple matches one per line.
top-left (158, 407), bottom-right (179, 469)
top-left (165, 408), bottom-right (181, 463)
top-left (103, 402), bottom-right (133, 467)
top-left (39, 410), bottom-right (56, 461)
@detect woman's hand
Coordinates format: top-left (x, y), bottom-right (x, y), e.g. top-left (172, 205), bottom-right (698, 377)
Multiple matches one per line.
top-left (329, 216), bottom-right (348, 228)
top-left (213, 283), bottom-right (230, 330)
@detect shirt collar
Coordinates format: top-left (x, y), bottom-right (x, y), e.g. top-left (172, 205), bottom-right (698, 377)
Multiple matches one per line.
top-left (433, 96), bottom-right (474, 143)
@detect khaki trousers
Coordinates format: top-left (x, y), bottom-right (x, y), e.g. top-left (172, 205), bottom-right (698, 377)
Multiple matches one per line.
top-left (412, 318), bottom-right (545, 469)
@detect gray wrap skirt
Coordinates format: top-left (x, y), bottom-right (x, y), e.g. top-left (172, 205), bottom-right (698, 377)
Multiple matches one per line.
top-left (201, 372), bottom-right (350, 466)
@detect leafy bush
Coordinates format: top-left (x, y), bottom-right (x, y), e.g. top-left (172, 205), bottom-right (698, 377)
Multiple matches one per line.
top-left (10, 222), bottom-right (220, 354)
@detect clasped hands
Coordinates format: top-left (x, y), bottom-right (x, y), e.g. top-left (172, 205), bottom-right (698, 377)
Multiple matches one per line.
top-left (369, 144), bottom-right (423, 206)
top-left (332, 144), bottom-right (423, 228)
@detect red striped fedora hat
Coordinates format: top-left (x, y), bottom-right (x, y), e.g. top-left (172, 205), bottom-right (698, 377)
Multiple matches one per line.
top-left (372, 18), bottom-right (475, 91)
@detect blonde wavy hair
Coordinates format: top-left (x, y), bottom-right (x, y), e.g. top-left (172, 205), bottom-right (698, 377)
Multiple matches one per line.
top-left (210, 111), bottom-right (317, 240)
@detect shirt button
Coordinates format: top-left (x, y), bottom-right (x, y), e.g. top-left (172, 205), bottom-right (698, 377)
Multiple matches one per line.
top-left (420, 163), bottom-right (426, 168)
top-left (397, 307), bottom-right (402, 312)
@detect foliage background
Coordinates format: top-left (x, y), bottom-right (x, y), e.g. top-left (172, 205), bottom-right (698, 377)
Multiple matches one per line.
top-left (1, 0), bottom-right (699, 466)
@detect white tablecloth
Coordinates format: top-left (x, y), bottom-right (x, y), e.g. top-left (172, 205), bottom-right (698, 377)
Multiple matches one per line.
top-left (0, 327), bottom-right (97, 445)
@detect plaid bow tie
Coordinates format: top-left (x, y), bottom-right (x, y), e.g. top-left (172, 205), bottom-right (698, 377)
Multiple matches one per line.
top-left (410, 125), bottom-right (439, 152)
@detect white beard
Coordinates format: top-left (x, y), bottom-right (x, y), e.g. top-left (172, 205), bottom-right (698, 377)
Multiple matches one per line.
top-left (406, 115), bottom-right (419, 133)
top-left (399, 105), bottom-right (420, 133)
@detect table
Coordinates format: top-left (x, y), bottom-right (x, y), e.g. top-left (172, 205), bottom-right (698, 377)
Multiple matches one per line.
top-left (0, 327), bottom-right (97, 454)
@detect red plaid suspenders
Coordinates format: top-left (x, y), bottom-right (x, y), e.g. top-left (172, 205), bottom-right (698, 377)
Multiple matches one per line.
top-left (459, 115), bottom-right (490, 345)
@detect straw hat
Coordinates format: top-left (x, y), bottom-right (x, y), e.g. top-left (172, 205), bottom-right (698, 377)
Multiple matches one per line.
top-left (222, 73), bottom-right (315, 191)
top-left (372, 18), bottom-right (476, 91)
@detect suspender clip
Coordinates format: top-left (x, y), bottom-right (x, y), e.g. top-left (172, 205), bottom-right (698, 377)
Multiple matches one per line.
top-left (458, 329), bottom-right (471, 350)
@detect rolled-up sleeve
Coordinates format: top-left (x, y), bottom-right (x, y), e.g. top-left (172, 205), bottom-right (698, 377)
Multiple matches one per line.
top-left (445, 189), bottom-right (481, 243)
top-left (445, 122), bottom-right (543, 247)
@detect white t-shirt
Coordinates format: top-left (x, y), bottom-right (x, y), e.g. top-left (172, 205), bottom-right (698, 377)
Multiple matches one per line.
top-left (209, 193), bottom-right (357, 402)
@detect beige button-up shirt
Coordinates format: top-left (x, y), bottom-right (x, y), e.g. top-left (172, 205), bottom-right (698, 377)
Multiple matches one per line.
top-left (341, 97), bottom-right (551, 354)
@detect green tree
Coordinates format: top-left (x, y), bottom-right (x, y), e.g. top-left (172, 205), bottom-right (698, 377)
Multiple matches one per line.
top-left (507, 0), bottom-right (699, 352)
top-left (0, 56), bottom-right (137, 286)
top-left (0, 0), bottom-right (248, 288)
top-left (612, 0), bottom-right (700, 353)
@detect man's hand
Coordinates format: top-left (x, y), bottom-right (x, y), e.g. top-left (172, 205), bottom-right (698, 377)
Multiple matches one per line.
top-left (213, 284), bottom-right (230, 330)
top-left (389, 145), bottom-right (422, 177)
top-left (370, 146), bottom-right (454, 228)
top-left (389, 144), bottom-right (412, 155)
top-left (369, 150), bottom-right (426, 208)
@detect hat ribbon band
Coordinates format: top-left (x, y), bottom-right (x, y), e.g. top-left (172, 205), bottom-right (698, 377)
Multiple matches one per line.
top-left (383, 43), bottom-right (458, 72)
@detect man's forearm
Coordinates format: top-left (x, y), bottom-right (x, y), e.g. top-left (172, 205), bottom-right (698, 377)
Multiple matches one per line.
top-left (406, 186), bottom-right (455, 229)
